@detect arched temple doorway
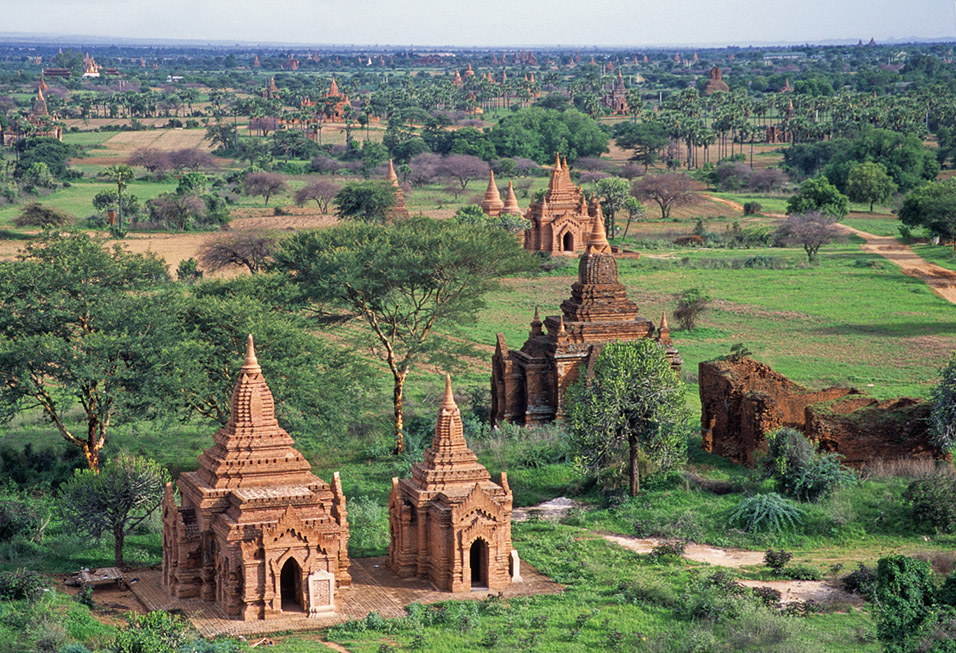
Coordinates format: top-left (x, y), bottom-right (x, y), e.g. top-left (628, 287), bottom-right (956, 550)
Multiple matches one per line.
top-left (469, 539), bottom-right (488, 589)
top-left (562, 232), bottom-right (574, 252)
top-left (280, 558), bottom-right (303, 612)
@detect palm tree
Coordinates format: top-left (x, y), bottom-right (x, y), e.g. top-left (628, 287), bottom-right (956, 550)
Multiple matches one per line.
top-left (102, 165), bottom-right (135, 232)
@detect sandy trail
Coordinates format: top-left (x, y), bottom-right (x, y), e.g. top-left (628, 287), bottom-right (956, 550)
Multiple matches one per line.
top-left (702, 192), bottom-right (956, 305)
top-left (837, 224), bottom-right (956, 305)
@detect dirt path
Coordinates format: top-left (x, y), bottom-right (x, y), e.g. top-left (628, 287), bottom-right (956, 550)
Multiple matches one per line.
top-left (516, 497), bottom-right (853, 605)
top-left (837, 224), bottom-right (956, 305)
top-left (702, 193), bottom-right (956, 305)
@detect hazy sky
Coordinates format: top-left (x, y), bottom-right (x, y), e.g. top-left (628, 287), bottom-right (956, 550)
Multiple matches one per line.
top-left (7, 0), bottom-right (956, 47)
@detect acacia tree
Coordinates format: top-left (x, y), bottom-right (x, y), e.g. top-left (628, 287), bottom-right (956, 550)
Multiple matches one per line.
top-left (242, 171), bottom-right (287, 206)
top-left (0, 231), bottom-right (171, 470)
top-left (595, 176), bottom-right (631, 237)
top-left (59, 455), bottom-right (168, 567)
top-left (566, 339), bottom-right (688, 496)
top-left (632, 173), bottom-right (695, 219)
top-left (198, 229), bottom-right (282, 274)
top-left (294, 179), bottom-right (341, 213)
top-left (273, 217), bottom-right (535, 453)
top-left (775, 211), bottom-right (842, 262)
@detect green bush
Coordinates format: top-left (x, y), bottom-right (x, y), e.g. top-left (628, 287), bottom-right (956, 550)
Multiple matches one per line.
top-left (842, 563), bottom-right (877, 599)
top-left (346, 496), bottom-right (389, 557)
top-left (729, 493), bottom-right (803, 533)
top-left (874, 555), bottom-right (937, 653)
top-left (764, 548), bottom-right (793, 575)
top-left (904, 472), bottom-right (956, 532)
top-left (0, 569), bottom-right (48, 601)
top-left (760, 428), bottom-right (854, 502)
top-left (743, 201), bottom-right (763, 215)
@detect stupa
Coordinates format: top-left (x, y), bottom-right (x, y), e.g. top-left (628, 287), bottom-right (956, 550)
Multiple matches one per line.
top-left (388, 376), bottom-right (516, 591)
top-left (162, 336), bottom-right (351, 620)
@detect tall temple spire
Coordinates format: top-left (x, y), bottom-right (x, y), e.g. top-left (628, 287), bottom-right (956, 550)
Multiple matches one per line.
top-left (386, 158), bottom-right (399, 186)
top-left (481, 170), bottom-right (504, 215)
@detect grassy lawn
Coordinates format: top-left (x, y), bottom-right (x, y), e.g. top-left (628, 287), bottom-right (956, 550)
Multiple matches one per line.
top-left (0, 179), bottom-right (178, 225)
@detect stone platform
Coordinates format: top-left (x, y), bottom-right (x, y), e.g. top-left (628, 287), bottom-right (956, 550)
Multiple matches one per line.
top-left (130, 556), bottom-right (563, 638)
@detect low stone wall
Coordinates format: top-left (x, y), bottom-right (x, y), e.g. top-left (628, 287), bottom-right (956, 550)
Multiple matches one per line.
top-left (699, 358), bottom-right (854, 466)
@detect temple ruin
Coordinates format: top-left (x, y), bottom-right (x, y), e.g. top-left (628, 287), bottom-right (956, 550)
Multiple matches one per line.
top-left (703, 66), bottom-right (730, 94)
top-left (602, 70), bottom-right (630, 114)
top-left (388, 376), bottom-right (516, 592)
top-left (491, 217), bottom-right (680, 425)
top-left (162, 336), bottom-right (351, 620)
top-left (699, 357), bottom-right (949, 468)
top-left (385, 159), bottom-right (410, 220)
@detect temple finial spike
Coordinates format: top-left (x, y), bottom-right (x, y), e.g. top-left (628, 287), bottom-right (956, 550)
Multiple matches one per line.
top-left (442, 374), bottom-right (455, 407)
top-left (243, 334), bottom-right (259, 369)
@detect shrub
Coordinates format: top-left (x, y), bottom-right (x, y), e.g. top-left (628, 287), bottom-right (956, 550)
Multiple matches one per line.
top-left (176, 257), bottom-right (203, 283)
top-left (0, 569), bottom-right (48, 601)
top-left (347, 496), bottom-right (389, 557)
top-left (0, 496), bottom-right (42, 543)
top-left (729, 493), bottom-right (803, 533)
top-left (650, 540), bottom-right (686, 561)
top-left (842, 563), bottom-right (877, 599)
top-left (752, 586), bottom-right (782, 608)
top-left (761, 427), bottom-right (854, 502)
top-left (13, 203), bottom-right (73, 228)
top-left (904, 472), bottom-right (956, 532)
top-left (929, 352), bottom-right (956, 453)
top-left (784, 564), bottom-right (823, 581)
top-left (743, 201), bottom-right (763, 215)
top-left (764, 548), bottom-right (794, 576)
top-left (673, 288), bottom-right (710, 331)
top-left (874, 555), bottom-right (937, 652)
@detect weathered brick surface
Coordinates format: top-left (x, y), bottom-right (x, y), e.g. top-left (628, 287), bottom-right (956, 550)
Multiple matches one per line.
top-left (162, 336), bottom-right (350, 621)
top-left (492, 218), bottom-right (679, 426)
top-left (389, 376), bottom-right (514, 592)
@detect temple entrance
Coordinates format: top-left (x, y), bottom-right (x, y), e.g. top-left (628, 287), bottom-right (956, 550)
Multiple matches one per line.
top-left (280, 558), bottom-right (303, 612)
top-left (469, 539), bottom-right (488, 589)
top-left (562, 232), bottom-right (574, 252)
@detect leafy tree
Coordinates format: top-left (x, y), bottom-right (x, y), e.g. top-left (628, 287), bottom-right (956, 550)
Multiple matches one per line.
top-left (20, 161), bottom-right (55, 192)
top-left (566, 339), bottom-right (688, 496)
top-left (242, 171), bottom-right (287, 206)
top-left (15, 138), bottom-right (76, 179)
top-left (176, 171), bottom-right (207, 195)
top-left (333, 180), bottom-right (398, 223)
top-left (167, 284), bottom-right (372, 437)
top-left (786, 177), bottom-right (849, 218)
top-left (775, 211), bottom-right (842, 262)
top-left (632, 173), bottom-right (694, 219)
top-left (13, 202), bottom-right (72, 228)
top-left (198, 229), bottom-right (281, 274)
top-left (273, 217), bottom-right (535, 453)
top-left (0, 231), bottom-right (170, 470)
top-left (595, 177), bottom-right (631, 236)
top-left (58, 455), bottom-right (168, 567)
top-left (899, 178), bottom-right (956, 249)
top-left (168, 148), bottom-right (218, 171)
top-left (929, 352), bottom-right (956, 453)
top-left (612, 121), bottom-right (668, 171)
top-left (846, 161), bottom-right (897, 211)
top-left (294, 179), bottom-right (341, 213)
top-left (487, 107), bottom-right (609, 163)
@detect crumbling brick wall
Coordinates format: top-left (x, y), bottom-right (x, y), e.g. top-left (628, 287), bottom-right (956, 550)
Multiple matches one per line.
top-left (699, 358), bottom-right (855, 466)
top-left (805, 397), bottom-right (947, 468)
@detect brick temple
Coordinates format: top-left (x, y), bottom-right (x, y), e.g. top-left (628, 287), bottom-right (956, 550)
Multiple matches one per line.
top-left (388, 376), bottom-right (517, 592)
top-left (602, 69), bottom-right (630, 114)
top-left (491, 218), bottom-right (681, 425)
top-left (162, 336), bottom-right (351, 620)
top-left (522, 155), bottom-right (602, 255)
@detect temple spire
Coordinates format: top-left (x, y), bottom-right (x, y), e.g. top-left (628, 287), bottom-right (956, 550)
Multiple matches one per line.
top-left (241, 334), bottom-right (260, 372)
top-left (441, 374), bottom-right (456, 409)
top-left (386, 159), bottom-right (399, 186)
top-left (587, 208), bottom-right (611, 253)
top-left (502, 181), bottom-right (521, 215)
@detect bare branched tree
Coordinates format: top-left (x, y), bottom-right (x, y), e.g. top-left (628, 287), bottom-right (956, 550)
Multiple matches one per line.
top-left (198, 229), bottom-right (283, 274)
